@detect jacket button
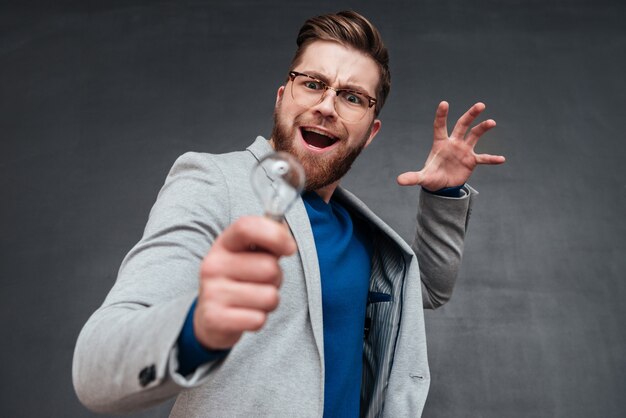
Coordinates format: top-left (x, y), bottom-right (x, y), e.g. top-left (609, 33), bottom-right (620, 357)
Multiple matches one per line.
top-left (139, 364), bottom-right (156, 387)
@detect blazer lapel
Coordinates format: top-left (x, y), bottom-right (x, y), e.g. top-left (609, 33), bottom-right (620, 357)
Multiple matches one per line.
top-left (284, 198), bottom-right (325, 367)
top-left (247, 136), bottom-right (326, 368)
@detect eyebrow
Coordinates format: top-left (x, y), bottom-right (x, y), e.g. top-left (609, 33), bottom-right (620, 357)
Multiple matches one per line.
top-left (303, 70), bottom-right (374, 97)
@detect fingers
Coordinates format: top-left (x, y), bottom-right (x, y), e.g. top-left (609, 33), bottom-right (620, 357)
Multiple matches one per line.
top-left (195, 216), bottom-right (296, 350)
top-left (465, 119), bottom-right (496, 147)
top-left (202, 307), bottom-right (267, 334)
top-left (201, 251), bottom-right (284, 287)
top-left (202, 278), bottom-right (280, 312)
top-left (433, 101), bottom-right (449, 141)
top-left (450, 102), bottom-right (486, 140)
top-left (194, 304), bottom-right (268, 349)
top-left (475, 153), bottom-right (506, 165)
top-left (396, 171), bottom-right (424, 186)
top-left (452, 103), bottom-right (503, 165)
top-left (218, 216), bottom-right (297, 257)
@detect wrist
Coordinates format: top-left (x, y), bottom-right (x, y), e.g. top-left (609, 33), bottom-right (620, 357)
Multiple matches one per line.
top-left (423, 184), bottom-right (465, 198)
top-left (177, 299), bottom-right (230, 376)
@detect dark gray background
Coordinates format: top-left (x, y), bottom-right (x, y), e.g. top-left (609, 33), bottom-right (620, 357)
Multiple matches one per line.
top-left (2, 0), bottom-right (624, 417)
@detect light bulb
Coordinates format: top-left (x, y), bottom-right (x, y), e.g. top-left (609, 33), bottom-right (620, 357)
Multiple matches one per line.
top-left (251, 152), bottom-right (306, 221)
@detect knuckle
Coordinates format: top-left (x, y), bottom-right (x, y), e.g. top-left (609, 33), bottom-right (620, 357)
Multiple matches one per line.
top-left (200, 259), bottom-right (219, 278)
top-left (201, 278), bottom-right (227, 301)
top-left (249, 312), bottom-right (267, 331)
top-left (232, 216), bottom-right (257, 235)
top-left (474, 126), bottom-right (486, 135)
top-left (265, 224), bottom-right (283, 243)
top-left (200, 302), bottom-right (222, 329)
top-left (275, 270), bottom-right (284, 288)
top-left (209, 308), bottom-right (238, 334)
top-left (201, 251), bottom-right (227, 278)
top-left (227, 219), bottom-right (246, 239)
top-left (262, 287), bottom-right (280, 310)
top-left (259, 257), bottom-right (280, 279)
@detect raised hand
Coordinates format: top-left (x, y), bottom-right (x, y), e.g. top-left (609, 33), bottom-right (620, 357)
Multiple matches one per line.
top-left (194, 216), bottom-right (297, 350)
top-left (397, 101), bottom-right (505, 191)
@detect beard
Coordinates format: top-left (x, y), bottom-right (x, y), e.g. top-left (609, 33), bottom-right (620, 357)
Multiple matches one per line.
top-left (271, 109), bottom-right (372, 192)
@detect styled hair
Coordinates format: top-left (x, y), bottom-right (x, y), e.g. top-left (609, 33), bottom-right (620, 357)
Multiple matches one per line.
top-left (289, 10), bottom-right (390, 116)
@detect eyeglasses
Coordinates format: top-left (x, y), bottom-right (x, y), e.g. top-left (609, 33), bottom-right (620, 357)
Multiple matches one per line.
top-left (288, 71), bottom-right (377, 122)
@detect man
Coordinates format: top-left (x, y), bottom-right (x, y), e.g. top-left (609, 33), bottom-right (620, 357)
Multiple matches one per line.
top-left (73, 10), bottom-right (504, 417)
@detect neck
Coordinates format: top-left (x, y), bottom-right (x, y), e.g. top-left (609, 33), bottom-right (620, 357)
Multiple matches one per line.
top-left (312, 182), bottom-right (339, 203)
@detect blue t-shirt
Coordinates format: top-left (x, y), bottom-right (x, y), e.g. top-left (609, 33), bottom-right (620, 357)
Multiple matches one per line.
top-left (303, 191), bottom-right (372, 418)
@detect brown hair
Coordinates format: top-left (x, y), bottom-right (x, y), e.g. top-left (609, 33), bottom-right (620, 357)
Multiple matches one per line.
top-left (289, 10), bottom-right (390, 116)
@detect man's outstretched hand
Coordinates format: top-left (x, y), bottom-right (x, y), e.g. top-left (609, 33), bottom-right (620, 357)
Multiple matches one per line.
top-left (194, 216), bottom-right (297, 350)
top-left (397, 101), bottom-right (505, 191)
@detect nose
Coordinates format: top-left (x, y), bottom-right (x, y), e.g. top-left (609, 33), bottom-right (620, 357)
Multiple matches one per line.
top-left (311, 88), bottom-right (339, 119)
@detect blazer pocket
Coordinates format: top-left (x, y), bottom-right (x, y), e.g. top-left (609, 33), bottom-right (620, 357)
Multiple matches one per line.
top-left (367, 291), bottom-right (393, 305)
top-left (364, 292), bottom-right (392, 339)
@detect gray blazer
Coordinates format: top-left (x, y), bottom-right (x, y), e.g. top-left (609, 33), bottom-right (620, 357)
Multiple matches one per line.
top-left (73, 136), bottom-right (476, 417)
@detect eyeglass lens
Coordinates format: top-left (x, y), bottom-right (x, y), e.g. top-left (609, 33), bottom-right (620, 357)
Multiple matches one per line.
top-left (290, 76), bottom-right (369, 122)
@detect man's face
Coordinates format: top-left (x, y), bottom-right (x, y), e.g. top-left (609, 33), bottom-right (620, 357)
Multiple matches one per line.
top-left (271, 40), bottom-right (382, 192)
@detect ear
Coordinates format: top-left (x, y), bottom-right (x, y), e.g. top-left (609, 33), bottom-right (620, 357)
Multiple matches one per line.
top-left (275, 86), bottom-right (285, 107)
top-left (364, 119), bottom-right (382, 148)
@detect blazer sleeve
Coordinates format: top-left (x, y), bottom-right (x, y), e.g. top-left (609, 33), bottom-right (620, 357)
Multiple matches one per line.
top-left (413, 185), bottom-right (478, 309)
top-left (72, 152), bottom-right (232, 413)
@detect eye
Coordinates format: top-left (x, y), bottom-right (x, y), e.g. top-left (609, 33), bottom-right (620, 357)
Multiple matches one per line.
top-left (341, 91), bottom-right (364, 106)
top-left (303, 80), bottom-right (323, 90)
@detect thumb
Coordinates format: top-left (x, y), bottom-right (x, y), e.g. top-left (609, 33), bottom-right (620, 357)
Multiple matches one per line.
top-left (396, 171), bottom-right (423, 186)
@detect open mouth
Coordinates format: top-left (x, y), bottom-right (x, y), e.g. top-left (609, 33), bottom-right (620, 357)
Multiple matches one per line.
top-left (300, 127), bottom-right (339, 150)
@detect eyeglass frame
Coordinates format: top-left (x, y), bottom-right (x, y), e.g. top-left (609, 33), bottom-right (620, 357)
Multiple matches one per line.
top-left (287, 71), bottom-right (378, 121)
